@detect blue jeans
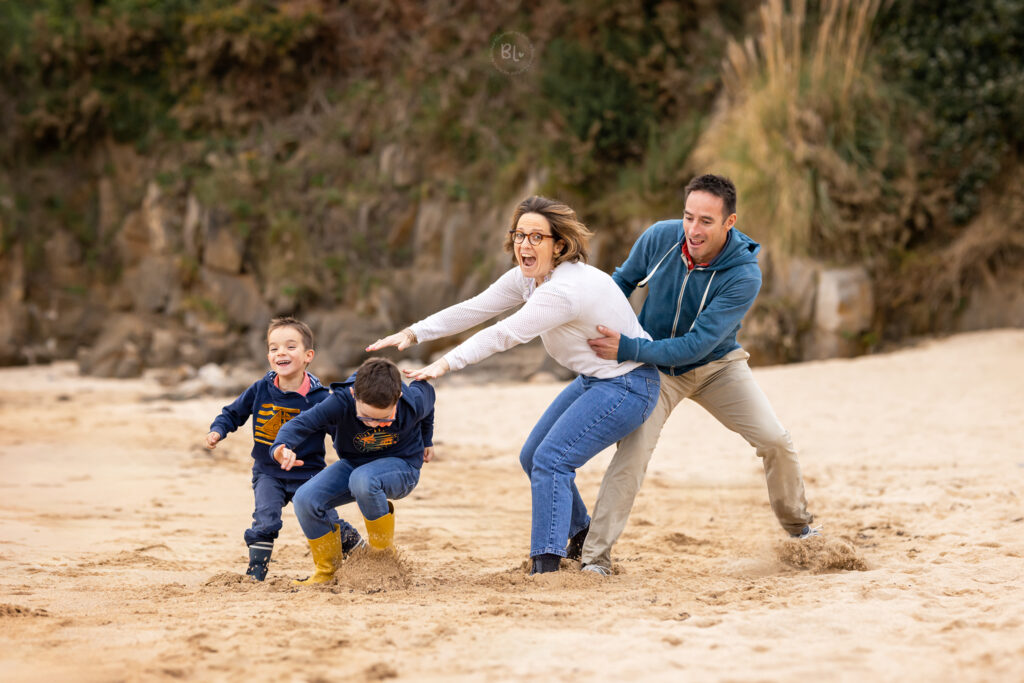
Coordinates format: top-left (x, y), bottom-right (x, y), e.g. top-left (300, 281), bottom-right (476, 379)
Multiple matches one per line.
top-left (244, 471), bottom-right (349, 546)
top-left (520, 364), bottom-right (660, 558)
top-left (293, 457), bottom-right (421, 540)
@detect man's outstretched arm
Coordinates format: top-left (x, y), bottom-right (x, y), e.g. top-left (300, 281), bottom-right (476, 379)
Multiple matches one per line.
top-left (590, 276), bottom-right (760, 368)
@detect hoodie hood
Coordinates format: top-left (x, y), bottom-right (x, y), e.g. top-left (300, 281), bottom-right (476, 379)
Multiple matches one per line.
top-left (333, 372), bottom-right (357, 391)
top-left (637, 224), bottom-right (760, 289)
top-left (265, 370), bottom-right (326, 395)
top-left (704, 227), bottom-right (760, 272)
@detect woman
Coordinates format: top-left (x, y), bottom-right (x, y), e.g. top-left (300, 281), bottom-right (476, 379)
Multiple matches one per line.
top-left (367, 196), bottom-right (659, 574)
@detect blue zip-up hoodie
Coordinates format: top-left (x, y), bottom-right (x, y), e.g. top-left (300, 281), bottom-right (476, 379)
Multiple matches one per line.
top-left (209, 371), bottom-right (331, 480)
top-left (271, 375), bottom-right (435, 469)
top-left (614, 221), bottom-right (762, 376)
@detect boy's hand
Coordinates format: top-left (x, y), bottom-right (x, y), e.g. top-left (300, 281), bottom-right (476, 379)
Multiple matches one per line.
top-left (205, 432), bottom-right (221, 449)
top-left (273, 444), bottom-right (304, 471)
top-left (403, 358), bottom-right (449, 381)
top-left (366, 328), bottom-right (417, 352)
top-left (423, 446), bottom-right (435, 463)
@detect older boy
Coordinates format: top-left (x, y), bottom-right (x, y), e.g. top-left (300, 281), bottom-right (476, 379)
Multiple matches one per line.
top-left (272, 357), bottom-right (435, 585)
top-left (205, 317), bottom-right (362, 581)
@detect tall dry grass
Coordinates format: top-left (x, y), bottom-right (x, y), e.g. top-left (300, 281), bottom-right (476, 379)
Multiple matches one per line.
top-left (694, 0), bottom-right (907, 261)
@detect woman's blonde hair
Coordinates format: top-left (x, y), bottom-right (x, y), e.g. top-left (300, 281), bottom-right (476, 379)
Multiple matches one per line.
top-left (503, 196), bottom-right (592, 267)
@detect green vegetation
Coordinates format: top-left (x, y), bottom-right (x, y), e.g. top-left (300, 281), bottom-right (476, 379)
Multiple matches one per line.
top-left (694, 0), bottom-right (919, 262)
top-left (0, 0), bottom-right (334, 154)
top-left (1, 0), bottom-right (1021, 359)
top-left (878, 0), bottom-right (1024, 225)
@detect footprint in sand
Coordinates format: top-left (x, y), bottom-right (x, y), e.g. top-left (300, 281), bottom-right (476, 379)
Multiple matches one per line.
top-left (0, 604), bottom-right (50, 618)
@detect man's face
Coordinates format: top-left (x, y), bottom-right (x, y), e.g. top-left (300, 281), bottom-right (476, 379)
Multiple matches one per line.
top-left (683, 190), bottom-right (736, 264)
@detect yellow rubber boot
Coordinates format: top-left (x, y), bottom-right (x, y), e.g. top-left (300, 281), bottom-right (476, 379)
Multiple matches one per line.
top-left (292, 525), bottom-right (343, 586)
top-left (364, 501), bottom-right (396, 550)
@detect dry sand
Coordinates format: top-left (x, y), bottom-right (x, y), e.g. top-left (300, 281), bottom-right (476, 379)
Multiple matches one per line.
top-left (1, 329), bottom-right (1023, 682)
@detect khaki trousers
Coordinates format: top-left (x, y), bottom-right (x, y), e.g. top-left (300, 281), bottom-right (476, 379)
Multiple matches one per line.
top-left (580, 348), bottom-right (813, 569)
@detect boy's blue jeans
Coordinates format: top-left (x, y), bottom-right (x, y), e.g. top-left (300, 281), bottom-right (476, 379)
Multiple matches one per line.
top-left (520, 364), bottom-right (660, 558)
top-left (293, 457), bottom-right (421, 540)
top-left (244, 471), bottom-right (350, 546)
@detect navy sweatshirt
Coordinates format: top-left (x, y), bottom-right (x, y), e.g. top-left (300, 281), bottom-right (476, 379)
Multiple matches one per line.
top-left (271, 375), bottom-right (435, 469)
top-left (209, 371), bottom-right (331, 480)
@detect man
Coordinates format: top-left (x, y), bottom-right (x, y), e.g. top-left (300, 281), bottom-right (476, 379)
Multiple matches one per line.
top-left (580, 173), bottom-right (815, 575)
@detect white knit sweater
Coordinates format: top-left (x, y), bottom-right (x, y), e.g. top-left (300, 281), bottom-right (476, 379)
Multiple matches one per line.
top-left (409, 261), bottom-right (651, 379)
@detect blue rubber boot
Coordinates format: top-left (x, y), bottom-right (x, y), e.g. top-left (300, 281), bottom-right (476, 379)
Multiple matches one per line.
top-left (246, 542), bottom-right (273, 581)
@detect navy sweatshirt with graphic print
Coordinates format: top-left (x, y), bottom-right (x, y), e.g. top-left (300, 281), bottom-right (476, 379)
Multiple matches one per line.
top-left (209, 371), bottom-right (331, 480)
top-left (613, 222), bottom-right (762, 376)
top-left (271, 375), bottom-right (435, 469)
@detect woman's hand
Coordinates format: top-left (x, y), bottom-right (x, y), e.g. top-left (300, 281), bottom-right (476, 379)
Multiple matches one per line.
top-left (366, 328), bottom-right (417, 352)
top-left (402, 358), bottom-right (450, 381)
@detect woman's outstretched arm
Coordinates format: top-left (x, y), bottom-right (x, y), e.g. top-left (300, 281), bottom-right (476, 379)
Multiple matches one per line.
top-left (366, 267), bottom-right (525, 352)
top-left (404, 282), bottom-right (578, 379)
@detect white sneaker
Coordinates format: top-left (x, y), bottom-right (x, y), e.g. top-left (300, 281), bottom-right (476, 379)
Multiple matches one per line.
top-left (581, 563), bottom-right (611, 576)
top-left (792, 525), bottom-right (822, 539)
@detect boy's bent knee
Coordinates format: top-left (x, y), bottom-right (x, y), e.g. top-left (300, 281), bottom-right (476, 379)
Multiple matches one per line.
top-left (347, 469), bottom-right (380, 499)
top-left (292, 486), bottom-right (318, 514)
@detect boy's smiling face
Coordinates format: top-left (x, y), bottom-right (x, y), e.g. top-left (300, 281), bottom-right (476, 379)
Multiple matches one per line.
top-left (267, 325), bottom-right (314, 383)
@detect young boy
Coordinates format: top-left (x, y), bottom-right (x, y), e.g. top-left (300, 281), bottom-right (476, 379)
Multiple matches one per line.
top-left (271, 357), bottom-right (435, 585)
top-left (205, 317), bottom-right (363, 581)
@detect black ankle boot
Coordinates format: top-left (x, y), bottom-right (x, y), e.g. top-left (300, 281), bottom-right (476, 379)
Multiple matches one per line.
top-left (340, 526), bottom-right (367, 557)
top-left (246, 542), bottom-right (273, 581)
top-left (530, 553), bottom-right (562, 575)
top-left (566, 524), bottom-right (590, 561)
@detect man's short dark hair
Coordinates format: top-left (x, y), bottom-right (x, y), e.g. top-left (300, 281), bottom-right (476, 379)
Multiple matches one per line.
top-left (353, 357), bottom-right (402, 408)
top-left (684, 174), bottom-right (737, 219)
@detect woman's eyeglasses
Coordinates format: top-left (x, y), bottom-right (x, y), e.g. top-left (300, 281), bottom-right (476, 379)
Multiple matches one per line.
top-left (509, 230), bottom-right (556, 246)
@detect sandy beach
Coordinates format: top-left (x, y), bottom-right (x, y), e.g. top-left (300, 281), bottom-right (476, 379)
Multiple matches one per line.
top-left (1, 329), bottom-right (1023, 682)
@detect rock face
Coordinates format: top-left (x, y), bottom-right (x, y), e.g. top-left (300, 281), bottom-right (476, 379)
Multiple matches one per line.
top-left (741, 256), bottom-right (875, 365)
top-left (302, 309), bottom-right (386, 381)
top-left (0, 246), bottom-right (28, 365)
top-left (16, 170), bottom-right (517, 380)
top-left (805, 266), bottom-right (874, 360)
top-left (7, 154), bottom-right (1010, 380)
top-left (199, 268), bottom-right (270, 329)
top-left (6, 178), bottom-right (882, 378)
top-left (958, 267), bottom-right (1024, 332)
top-left (77, 314), bottom-right (149, 378)
top-left (123, 257), bottom-right (179, 313)
top-left (201, 209), bottom-right (246, 275)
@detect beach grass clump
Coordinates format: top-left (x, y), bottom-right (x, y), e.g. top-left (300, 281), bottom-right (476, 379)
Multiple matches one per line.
top-left (692, 0), bottom-right (916, 263)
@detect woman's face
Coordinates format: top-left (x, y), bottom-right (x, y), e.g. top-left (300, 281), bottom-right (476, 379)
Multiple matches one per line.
top-left (514, 212), bottom-right (563, 284)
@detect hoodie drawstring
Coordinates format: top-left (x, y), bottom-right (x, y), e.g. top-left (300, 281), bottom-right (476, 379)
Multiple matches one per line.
top-left (638, 239), bottom-right (683, 288)
top-left (687, 271), bottom-right (715, 332)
